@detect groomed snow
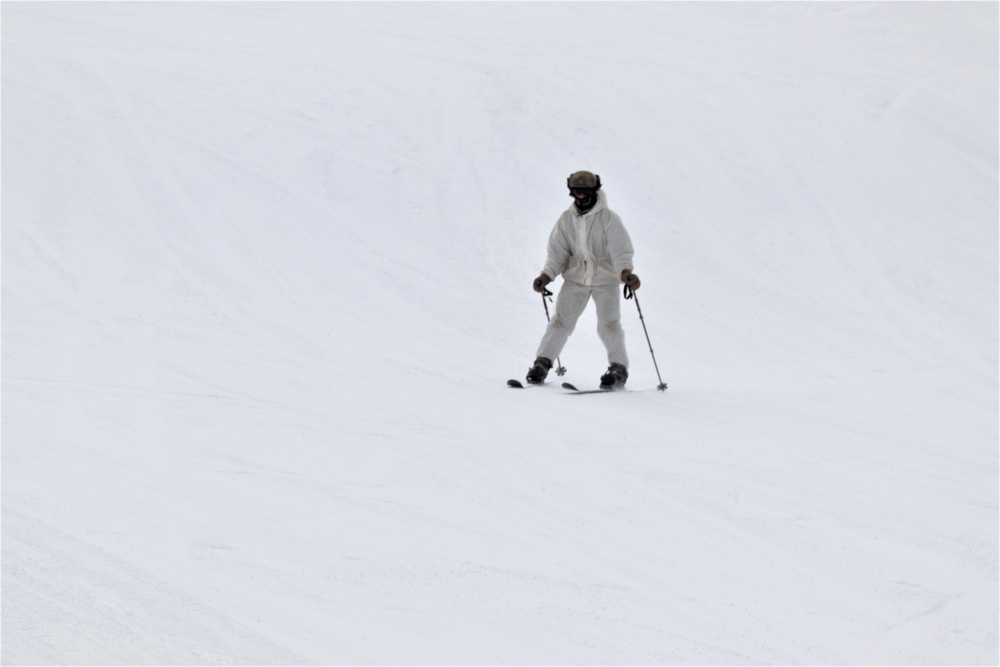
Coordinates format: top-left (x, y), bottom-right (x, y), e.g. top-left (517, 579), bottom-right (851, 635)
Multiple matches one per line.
top-left (2, 3), bottom-right (997, 664)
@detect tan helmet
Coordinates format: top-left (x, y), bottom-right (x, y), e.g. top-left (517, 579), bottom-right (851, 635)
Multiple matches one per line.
top-left (567, 171), bottom-right (602, 190)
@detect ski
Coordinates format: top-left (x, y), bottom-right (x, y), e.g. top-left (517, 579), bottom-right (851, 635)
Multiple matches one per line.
top-left (561, 382), bottom-right (616, 394)
top-left (507, 379), bottom-right (549, 388)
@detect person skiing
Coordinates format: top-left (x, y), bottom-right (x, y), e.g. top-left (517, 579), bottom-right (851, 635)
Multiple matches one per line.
top-left (526, 171), bottom-right (640, 389)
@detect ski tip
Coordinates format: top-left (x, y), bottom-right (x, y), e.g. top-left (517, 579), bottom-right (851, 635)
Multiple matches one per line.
top-left (507, 379), bottom-right (525, 388)
top-left (561, 382), bottom-right (578, 391)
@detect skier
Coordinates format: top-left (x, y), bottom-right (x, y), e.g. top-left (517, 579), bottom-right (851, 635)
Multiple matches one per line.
top-left (526, 171), bottom-right (641, 389)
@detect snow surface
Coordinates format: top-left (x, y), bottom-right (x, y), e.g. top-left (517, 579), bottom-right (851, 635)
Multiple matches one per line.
top-left (2, 2), bottom-right (998, 664)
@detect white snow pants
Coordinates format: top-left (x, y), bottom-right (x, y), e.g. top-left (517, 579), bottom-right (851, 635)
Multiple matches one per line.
top-left (536, 280), bottom-right (629, 368)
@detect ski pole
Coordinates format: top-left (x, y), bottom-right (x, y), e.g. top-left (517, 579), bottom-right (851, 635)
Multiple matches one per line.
top-left (624, 284), bottom-right (667, 391)
top-left (541, 288), bottom-right (567, 376)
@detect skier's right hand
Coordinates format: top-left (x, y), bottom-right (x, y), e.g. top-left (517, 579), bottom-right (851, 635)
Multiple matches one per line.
top-left (532, 273), bottom-right (552, 293)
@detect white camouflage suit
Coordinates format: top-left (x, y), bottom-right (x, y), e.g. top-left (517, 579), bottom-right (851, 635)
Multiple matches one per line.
top-left (536, 189), bottom-right (634, 368)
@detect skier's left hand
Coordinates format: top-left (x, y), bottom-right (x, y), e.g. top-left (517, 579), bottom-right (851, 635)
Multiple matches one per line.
top-left (621, 271), bottom-right (641, 290)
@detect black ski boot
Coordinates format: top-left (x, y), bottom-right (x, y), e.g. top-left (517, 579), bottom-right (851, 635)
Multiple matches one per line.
top-left (600, 363), bottom-right (628, 390)
top-left (526, 357), bottom-right (553, 385)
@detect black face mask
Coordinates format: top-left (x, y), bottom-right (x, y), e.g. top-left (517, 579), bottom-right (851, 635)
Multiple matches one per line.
top-left (570, 188), bottom-right (598, 212)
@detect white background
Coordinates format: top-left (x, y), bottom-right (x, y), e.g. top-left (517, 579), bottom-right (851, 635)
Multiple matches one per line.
top-left (3, 3), bottom-right (997, 664)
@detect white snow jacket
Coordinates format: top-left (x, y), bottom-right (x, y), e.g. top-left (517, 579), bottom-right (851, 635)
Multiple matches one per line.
top-left (541, 190), bottom-right (634, 287)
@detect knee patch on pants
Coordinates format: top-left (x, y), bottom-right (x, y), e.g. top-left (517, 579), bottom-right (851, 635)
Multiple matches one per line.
top-left (602, 319), bottom-right (622, 334)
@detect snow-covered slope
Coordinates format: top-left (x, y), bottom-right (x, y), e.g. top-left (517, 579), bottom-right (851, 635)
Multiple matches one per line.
top-left (3, 3), bottom-right (997, 664)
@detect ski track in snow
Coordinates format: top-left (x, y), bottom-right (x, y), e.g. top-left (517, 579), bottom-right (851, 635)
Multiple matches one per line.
top-left (2, 3), bottom-right (997, 665)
